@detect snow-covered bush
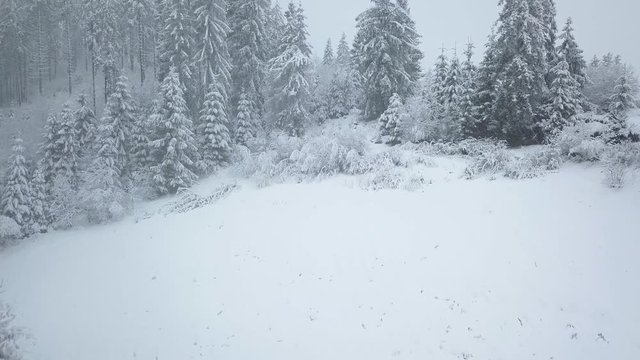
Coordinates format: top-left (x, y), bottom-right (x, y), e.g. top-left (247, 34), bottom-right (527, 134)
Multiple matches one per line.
top-left (551, 115), bottom-right (609, 162)
top-left (0, 297), bottom-right (25, 360)
top-left (0, 216), bottom-right (21, 247)
top-left (602, 143), bottom-right (640, 188)
top-left (463, 145), bottom-right (511, 180)
top-left (504, 148), bottom-right (563, 180)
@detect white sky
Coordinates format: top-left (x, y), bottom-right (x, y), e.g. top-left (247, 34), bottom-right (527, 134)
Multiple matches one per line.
top-left (296, 0), bottom-right (640, 71)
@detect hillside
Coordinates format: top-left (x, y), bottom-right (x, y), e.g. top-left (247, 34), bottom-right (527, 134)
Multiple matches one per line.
top-left (1, 156), bottom-right (639, 360)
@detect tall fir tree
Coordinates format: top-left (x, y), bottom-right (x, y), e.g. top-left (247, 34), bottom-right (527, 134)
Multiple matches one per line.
top-left (149, 68), bottom-right (200, 194)
top-left (265, 1), bottom-right (286, 60)
top-left (335, 33), bottom-right (351, 68)
top-left (557, 17), bottom-right (587, 88)
top-left (1, 137), bottom-right (32, 237)
top-left (460, 43), bottom-right (478, 137)
top-left (432, 50), bottom-right (449, 108)
top-left (56, 104), bottom-right (80, 184)
top-left (353, 0), bottom-right (423, 120)
top-left (193, 0), bottom-right (232, 94)
top-left (74, 94), bottom-right (97, 159)
top-left (323, 38), bottom-right (334, 65)
top-left (29, 167), bottom-right (50, 234)
top-left (100, 75), bottom-right (136, 178)
top-left (235, 91), bottom-right (256, 145)
top-left (228, 0), bottom-right (269, 114)
top-left (480, 0), bottom-right (551, 146)
top-left (543, 59), bottom-right (583, 136)
top-left (158, 0), bottom-right (196, 99)
top-left (269, 2), bottom-right (312, 136)
top-left (608, 70), bottom-right (636, 121)
top-left (198, 81), bottom-right (233, 173)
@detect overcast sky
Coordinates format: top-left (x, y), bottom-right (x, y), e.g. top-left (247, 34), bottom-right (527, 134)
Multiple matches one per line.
top-left (297, 0), bottom-right (640, 71)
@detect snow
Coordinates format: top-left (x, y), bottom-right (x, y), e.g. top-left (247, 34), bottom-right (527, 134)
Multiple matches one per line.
top-left (1, 157), bottom-right (640, 360)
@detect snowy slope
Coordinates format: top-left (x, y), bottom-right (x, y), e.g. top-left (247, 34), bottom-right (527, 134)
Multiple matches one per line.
top-left (1, 162), bottom-right (639, 360)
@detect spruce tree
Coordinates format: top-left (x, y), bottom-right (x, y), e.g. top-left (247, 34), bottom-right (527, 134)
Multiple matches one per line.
top-left (353, 0), bottom-right (423, 119)
top-left (460, 43), bottom-right (478, 137)
top-left (378, 94), bottom-right (403, 145)
top-left (1, 137), bottom-right (32, 237)
top-left (193, 0), bottom-right (232, 93)
top-left (543, 59), bottom-right (583, 136)
top-left (41, 113), bottom-right (62, 183)
top-left (74, 94), bottom-right (97, 159)
top-left (608, 70), bottom-right (636, 121)
top-left (198, 81), bottom-right (233, 173)
top-left (100, 75), bottom-right (136, 177)
top-left (269, 2), bottom-right (312, 136)
top-left (444, 52), bottom-right (464, 108)
top-left (265, 1), bottom-right (286, 60)
top-left (235, 91), bottom-right (256, 145)
top-left (56, 104), bottom-right (80, 184)
top-left (149, 68), bottom-right (200, 194)
top-left (158, 0), bottom-right (196, 96)
top-left (557, 17), bottom-right (587, 88)
top-left (323, 38), bottom-right (334, 66)
top-left (335, 33), bottom-right (351, 68)
top-left (228, 0), bottom-right (269, 114)
top-left (432, 50), bottom-right (449, 108)
top-left (482, 0), bottom-right (550, 146)
top-left (29, 167), bottom-right (50, 234)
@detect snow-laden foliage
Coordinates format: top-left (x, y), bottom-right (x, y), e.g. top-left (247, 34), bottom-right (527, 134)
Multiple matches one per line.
top-left (378, 94), bottom-right (403, 145)
top-left (234, 92), bottom-right (257, 146)
top-left (0, 216), bottom-right (21, 247)
top-left (193, 0), bottom-right (231, 93)
top-left (149, 69), bottom-right (200, 194)
top-left (557, 17), bottom-right (587, 89)
top-left (584, 54), bottom-right (639, 110)
top-left (353, 0), bottom-right (423, 119)
top-left (268, 2), bottom-right (312, 136)
top-left (198, 82), bottom-right (233, 174)
top-left (1, 137), bottom-right (31, 237)
top-left (74, 94), bottom-right (97, 159)
top-left (542, 59), bottom-right (583, 136)
top-left (0, 297), bottom-right (25, 360)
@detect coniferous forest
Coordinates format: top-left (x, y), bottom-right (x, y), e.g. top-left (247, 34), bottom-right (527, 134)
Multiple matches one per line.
top-left (0, 1), bottom-right (639, 359)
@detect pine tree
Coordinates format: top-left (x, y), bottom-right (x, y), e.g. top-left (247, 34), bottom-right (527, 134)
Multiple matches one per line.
top-left (149, 68), bottom-right (200, 194)
top-left (1, 137), bottom-right (32, 237)
top-left (56, 104), bottom-right (80, 184)
top-left (235, 91), bottom-right (255, 145)
top-left (323, 38), bottom-right (334, 65)
top-left (557, 17), bottom-right (587, 88)
top-left (158, 0), bottom-right (195, 96)
top-left (228, 0), bottom-right (269, 114)
top-left (29, 167), bottom-right (50, 234)
top-left (481, 0), bottom-right (550, 146)
top-left (74, 94), bottom-right (97, 159)
top-left (543, 59), bottom-right (583, 136)
top-left (472, 32), bottom-right (499, 138)
top-left (269, 2), bottom-right (312, 136)
top-left (353, 0), bottom-right (423, 119)
top-left (460, 43), bottom-right (478, 137)
top-left (432, 50), bottom-right (449, 108)
top-left (193, 0), bottom-right (232, 93)
top-left (265, 1), bottom-right (286, 60)
top-left (378, 94), bottom-right (403, 145)
top-left (444, 52), bottom-right (464, 108)
top-left (198, 81), bottom-right (233, 173)
top-left (100, 75), bottom-right (136, 177)
top-left (125, 0), bottom-right (152, 86)
top-left (41, 113), bottom-right (62, 183)
top-left (608, 70), bottom-right (636, 121)
top-left (335, 33), bottom-right (351, 68)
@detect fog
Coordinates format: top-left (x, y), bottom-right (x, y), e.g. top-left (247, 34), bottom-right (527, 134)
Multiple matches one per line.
top-left (298, 0), bottom-right (640, 70)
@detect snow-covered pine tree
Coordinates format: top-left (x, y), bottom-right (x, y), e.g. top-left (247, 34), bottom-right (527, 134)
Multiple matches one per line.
top-left (100, 75), bottom-right (136, 178)
top-left (235, 91), bottom-right (256, 145)
top-left (557, 17), bottom-right (587, 89)
top-left (125, 0), bottom-right (152, 86)
top-left (1, 137), bottom-right (32, 237)
top-left (29, 167), bottom-right (50, 234)
top-left (41, 113), bottom-right (61, 183)
top-left (268, 2), bottom-right (312, 136)
top-left (378, 94), bottom-right (403, 145)
top-left (228, 0), bottom-right (269, 114)
top-left (158, 0), bottom-right (196, 98)
top-left (149, 68), bottom-right (200, 194)
top-left (323, 38), bottom-right (334, 66)
top-left (55, 104), bottom-right (80, 185)
top-left (80, 116), bottom-right (128, 224)
top-left (608, 70), bottom-right (637, 126)
top-left (193, 0), bottom-right (232, 94)
top-left (460, 42), bottom-right (478, 137)
top-left (335, 33), bottom-right (351, 68)
top-left (432, 50), bottom-right (449, 108)
top-left (539, 0), bottom-right (558, 67)
top-left (265, 1), bottom-right (286, 60)
top-left (543, 59), bottom-right (583, 136)
top-left (444, 51), bottom-right (464, 108)
top-left (485, 0), bottom-right (550, 146)
top-left (353, 0), bottom-right (423, 120)
top-left (198, 81), bottom-right (233, 173)
top-left (129, 107), bottom-right (153, 170)
top-left (472, 32), bottom-right (499, 138)
top-left (74, 94), bottom-right (97, 159)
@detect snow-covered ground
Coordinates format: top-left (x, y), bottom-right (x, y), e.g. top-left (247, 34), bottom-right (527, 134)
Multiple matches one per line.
top-left (1, 156), bottom-right (639, 360)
